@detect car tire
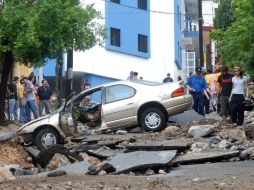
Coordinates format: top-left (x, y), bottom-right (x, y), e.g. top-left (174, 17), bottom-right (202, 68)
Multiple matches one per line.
top-left (34, 128), bottom-right (60, 150)
top-left (140, 108), bottom-right (166, 132)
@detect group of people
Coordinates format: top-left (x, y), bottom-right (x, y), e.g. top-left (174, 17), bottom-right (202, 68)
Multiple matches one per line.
top-left (7, 73), bottom-right (53, 124)
top-left (186, 65), bottom-right (250, 126)
top-left (127, 71), bottom-right (143, 80)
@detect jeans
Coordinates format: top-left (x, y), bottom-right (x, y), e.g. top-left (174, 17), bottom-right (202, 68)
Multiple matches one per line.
top-left (231, 94), bottom-right (245, 125)
top-left (26, 100), bottom-right (39, 122)
top-left (39, 100), bottom-right (51, 116)
top-left (221, 96), bottom-right (231, 117)
top-left (8, 98), bottom-right (18, 120)
top-left (20, 106), bottom-right (27, 123)
top-left (191, 92), bottom-right (205, 116)
top-left (204, 95), bottom-right (210, 114)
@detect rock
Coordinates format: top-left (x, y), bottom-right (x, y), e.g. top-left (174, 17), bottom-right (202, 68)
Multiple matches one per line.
top-left (46, 153), bottom-right (70, 171)
top-left (245, 124), bottom-right (254, 140)
top-left (192, 178), bottom-right (201, 182)
top-left (76, 125), bottom-right (94, 136)
top-left (145, 168), bottom-right (155, 176)
top-left (209, 136), bottom-right (222, 144)
top-left (191, 142), bottom-right (209, 152)
top-left (239, 150), bottom-right (249, 160)
top-left (98, 170), bottom-right (107, 175)
top-left (230, 146), bottom-right (239, 151)
top-left (26, 147), bottom-right (40, 158)
top-left (158, 169), bottom-right (166, 174)
top-left (222, 128), bottom-right (246, 141)
top-left (188, 125), bottom-right (214, 138)
top-left (9, 167), bottom-right (33, 176)
top-left (47, 170), bottom-right (67, 177)
top-left (116, 130), bottom-right (128, 135)
top-left (0, 166), bottom-right (16, 183)
top-left (218, 140), bottom-right (232, 149)
top-left (37, 144), bottom-right (83, 168)
top-left (163, 126), bottom-right (180, 137)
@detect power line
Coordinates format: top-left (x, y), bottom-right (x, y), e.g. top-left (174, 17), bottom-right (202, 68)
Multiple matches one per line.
top-left (98, 0), bottom-right (216, 17)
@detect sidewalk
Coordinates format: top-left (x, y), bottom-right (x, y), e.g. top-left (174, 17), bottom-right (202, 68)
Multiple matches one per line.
top-left (0, 123), bottom-right (20, 141)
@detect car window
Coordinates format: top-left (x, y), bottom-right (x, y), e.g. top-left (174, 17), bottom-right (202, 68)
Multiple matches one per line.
top-left (105, 85), bottom-right (135, 103)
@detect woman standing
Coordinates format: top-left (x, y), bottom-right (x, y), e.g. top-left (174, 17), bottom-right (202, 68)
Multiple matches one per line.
top-left (229, 66), bottom-right (249, 126)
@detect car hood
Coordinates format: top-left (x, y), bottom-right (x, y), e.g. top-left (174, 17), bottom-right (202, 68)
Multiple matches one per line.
top-left (17, 114), bottom-right (55, 132)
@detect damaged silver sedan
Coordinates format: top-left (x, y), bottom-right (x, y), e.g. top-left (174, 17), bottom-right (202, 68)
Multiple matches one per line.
top-left (17, 80), bottom-right (193, 149)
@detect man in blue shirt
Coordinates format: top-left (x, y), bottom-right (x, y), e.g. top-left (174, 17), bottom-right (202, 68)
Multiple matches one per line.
top-left (186, 67), bottom-right (210, 116)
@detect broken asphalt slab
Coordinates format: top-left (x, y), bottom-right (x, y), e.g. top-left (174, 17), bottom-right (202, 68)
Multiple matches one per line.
top-left (106, 150), bottom-right (177, 174)
top-left (172, 150), bottom-right (240, 164)
top-left (169, 109), bottom-right (204, 126)
top-left (87, 147), bottom-right (124, 159)
top-left (167, 160), bottom-right (254, 179)
top-left (32, 161), bottom-right (92, 177)
top-left (124, 138), bottom-right (191, 151)
top-left (0, 124), bottom-right (19, 141)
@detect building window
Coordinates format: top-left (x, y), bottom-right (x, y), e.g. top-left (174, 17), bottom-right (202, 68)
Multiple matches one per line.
top-left (138, 34), bottom-right (148, 53)
top-left (110, 28), bottom-right (120, 47)
top-left (138, 0), bottom-right (147, 10)
top-left (111, 0), bottom-right (120, 3)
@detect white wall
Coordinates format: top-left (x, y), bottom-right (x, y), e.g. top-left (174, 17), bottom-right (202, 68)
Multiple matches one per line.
top-left (202, 1), bottom-right (218, 26)
top-left (73, 0), bottom-right (177, 82)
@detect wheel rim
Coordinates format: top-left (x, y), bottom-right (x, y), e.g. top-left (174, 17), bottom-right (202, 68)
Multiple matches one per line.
top-left (145, 112), bottom-right (161, 129)
top-left (41, 133), bottom-right (56, 148)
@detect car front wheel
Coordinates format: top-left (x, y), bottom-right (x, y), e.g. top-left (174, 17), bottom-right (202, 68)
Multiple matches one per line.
top-left (140, 108), bottom-right (166, 132)
top-left (34, 128), bottom-right (60, 150)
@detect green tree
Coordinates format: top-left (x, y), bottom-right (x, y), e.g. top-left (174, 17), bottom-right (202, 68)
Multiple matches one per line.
top-left (211, 0), bottom-right (254, 79)
top-left (0, 0), bottom-right (105, 124)
top-left (214, 0), bottom-right (234, 30)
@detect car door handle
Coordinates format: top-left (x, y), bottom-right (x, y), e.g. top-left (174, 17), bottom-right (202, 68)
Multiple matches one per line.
top-left (126, 102), bottom-right (134, 105)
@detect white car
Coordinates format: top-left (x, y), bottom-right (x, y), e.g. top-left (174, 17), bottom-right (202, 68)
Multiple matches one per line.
top-left (17, 80), bottom-right (192, 149)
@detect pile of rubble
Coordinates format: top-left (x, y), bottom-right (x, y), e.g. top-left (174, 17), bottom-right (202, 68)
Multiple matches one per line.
top-left (1, 110), bottom-right (254, 183)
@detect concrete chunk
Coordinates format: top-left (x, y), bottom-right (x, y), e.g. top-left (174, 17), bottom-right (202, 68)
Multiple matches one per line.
top-left (172, 150), bottom-right (240, 164)
top-left (124, 138), bottom-right (190, 151)
top-left (106, 150), bottom-right (177, 174)
top-left (87, 147), bottom-right (124, 159)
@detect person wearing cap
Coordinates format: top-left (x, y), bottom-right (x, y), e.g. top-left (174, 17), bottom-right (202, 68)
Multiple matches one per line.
top-left (229, 66), bottom-right (249, 126)
top-left (186, 67), bottom-right (210, 116)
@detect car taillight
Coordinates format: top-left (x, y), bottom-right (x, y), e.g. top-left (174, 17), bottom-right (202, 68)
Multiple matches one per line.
top-left (171, 87), bottom-right (184, 98)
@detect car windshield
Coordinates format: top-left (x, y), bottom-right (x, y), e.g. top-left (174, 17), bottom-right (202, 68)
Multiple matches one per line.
top-left (131, 80), bottom-right (161, 86)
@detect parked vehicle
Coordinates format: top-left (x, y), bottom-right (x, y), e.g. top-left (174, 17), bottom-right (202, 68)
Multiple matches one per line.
top-left (17, 80), bottom-right (193, 149)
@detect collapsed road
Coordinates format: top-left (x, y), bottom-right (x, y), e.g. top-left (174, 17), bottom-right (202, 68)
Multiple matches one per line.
top-left (1, 108), bottom-right (254, 189)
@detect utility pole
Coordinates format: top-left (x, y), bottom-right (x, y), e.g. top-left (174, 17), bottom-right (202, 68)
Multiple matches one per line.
top-left (198, 0), bottom-right (204, 67)
top-left (65, 49), bottom-right (73, 99)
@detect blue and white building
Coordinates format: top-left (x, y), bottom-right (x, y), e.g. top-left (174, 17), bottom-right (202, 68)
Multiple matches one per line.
top-left (37, 0), bottom-right (192, 88)
top-left (73, 0), bottom-right (184, 83)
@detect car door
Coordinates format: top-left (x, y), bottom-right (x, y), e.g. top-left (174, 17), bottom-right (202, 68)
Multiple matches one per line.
top-left (101, 84), bottom-right (139, 128)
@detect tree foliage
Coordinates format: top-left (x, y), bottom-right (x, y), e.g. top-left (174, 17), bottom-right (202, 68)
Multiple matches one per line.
top-left (211, 0), bottom-right (254, 79)
top-left (213, 0), bottom-right (234, 30)
top-left (0, 0), bottom-right (105, 124)
top-left (0, 0), bottom-right (105, 66)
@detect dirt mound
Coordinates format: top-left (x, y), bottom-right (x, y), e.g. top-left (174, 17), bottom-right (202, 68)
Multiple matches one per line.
top-left (0, 140), bottom-right (33, 168)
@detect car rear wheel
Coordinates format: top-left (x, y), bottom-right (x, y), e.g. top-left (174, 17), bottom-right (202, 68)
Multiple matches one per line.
top-left (140, 108), bottom-right (166, 132)
top-left (34, 128), bottom-right (60, 150)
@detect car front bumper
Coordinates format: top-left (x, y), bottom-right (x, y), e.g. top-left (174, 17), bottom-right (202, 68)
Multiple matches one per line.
top-left (18, 133), bottom-right (34, 146)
